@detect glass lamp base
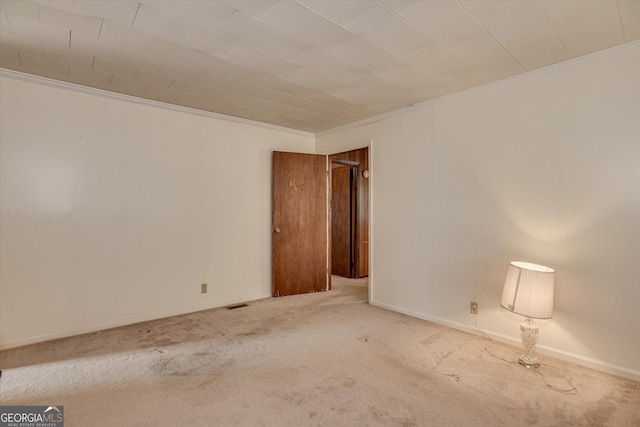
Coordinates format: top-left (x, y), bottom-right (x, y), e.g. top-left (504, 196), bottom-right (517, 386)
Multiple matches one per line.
top-left (519, 318), bottom-right (541, 369)
top-left (518, 353), bottom-right (540, 369)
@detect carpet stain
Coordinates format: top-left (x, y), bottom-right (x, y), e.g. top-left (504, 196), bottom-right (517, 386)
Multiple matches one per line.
top-left (614, 379), bottom-right (638, 405)
top-left (238, 326), bottom-right (271, 337)
top-left (369, 406), bottom-right (387, 422)
top-left (553, 406), bottom-right (567, 423)
top-left (419, 332), bottom-right (443, 348)
top-left (372, 405), bottom-right (420, 426)
top-left (153, 338), bottom-right (180, 347)
top-left (445, 373), bottom-right (460, 382)
top-left (342, 377), bottom-right (356, 388)
top-left (397, 416), bottom-right (418, 427)
top-left (524, 408), bottom-right (539, 425)
top-left (582, 392), bottom-right (617, 425)
top-left (150, 353), bottom-right (234, 378)
top-left (437, 349), bottom-right (454, 361)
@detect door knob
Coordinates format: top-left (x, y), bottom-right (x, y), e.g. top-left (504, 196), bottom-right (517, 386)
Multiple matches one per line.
top-left (273, 227), bottom-right (281, 233)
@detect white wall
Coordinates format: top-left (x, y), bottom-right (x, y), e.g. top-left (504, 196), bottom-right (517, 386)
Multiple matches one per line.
top-left (0, 74), bottom-right (314, 349)
top-left (2, 43), bottom-right (639, 381)
top-left (316, 43), bottom-right (640, 380)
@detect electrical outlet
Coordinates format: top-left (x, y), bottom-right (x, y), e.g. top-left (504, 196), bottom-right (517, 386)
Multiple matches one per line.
top-left (201, 283), bottom-right (207, 294)
top-left (470, 301), bottom-right (478, 315)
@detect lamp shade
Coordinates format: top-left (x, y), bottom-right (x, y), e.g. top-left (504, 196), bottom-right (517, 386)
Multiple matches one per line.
top-left (501, 261), bottom-right (555, 319)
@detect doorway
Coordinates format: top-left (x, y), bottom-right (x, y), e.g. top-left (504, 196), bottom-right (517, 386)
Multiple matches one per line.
top-left (330, 147), bottom-right (369, 279)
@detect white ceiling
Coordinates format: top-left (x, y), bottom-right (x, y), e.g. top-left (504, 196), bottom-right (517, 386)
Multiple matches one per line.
top-left (1, 0), bottom-right (638, 133)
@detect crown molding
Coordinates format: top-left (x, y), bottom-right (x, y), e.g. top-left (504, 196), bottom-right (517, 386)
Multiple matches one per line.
top-left (316, 39), bottom-right (640, 138)
top-left (0, 68), bottom-right (315, 139)
top-left (3, 39), bottom-right (637, 140)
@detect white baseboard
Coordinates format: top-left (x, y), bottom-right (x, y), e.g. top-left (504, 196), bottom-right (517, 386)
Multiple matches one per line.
top-left (370, 300), bottom-right (640, 382)
top-left (0, 295), bottom-right (267, 351)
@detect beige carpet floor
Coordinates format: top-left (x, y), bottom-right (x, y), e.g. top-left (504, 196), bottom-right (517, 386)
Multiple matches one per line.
top-left (1, 277), bottom-right (638, 426)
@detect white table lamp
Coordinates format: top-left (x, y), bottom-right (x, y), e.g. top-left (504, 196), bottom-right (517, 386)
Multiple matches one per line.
top-left (501, 261), bottom-right (555, 368)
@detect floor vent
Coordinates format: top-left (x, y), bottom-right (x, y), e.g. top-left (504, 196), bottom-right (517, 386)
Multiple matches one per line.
top-left (226, 303), bottom-right (249, 310)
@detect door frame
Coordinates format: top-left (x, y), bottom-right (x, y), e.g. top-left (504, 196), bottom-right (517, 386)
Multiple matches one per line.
top-left (321, 140), bottom-right (372, 303)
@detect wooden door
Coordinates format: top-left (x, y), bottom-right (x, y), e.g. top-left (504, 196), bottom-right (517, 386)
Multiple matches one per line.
top-left (272, 151), bottom-right (329, 297)
top-left (331, 165), bottom-right (351, 277)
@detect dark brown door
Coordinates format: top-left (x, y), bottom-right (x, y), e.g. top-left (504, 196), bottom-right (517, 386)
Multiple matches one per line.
top-left (272, 151), bottom-right (328, 297)
top-left (330, 148), bottom-right (368, 278)
top-left (331, 165), bottom-right (352, 277)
